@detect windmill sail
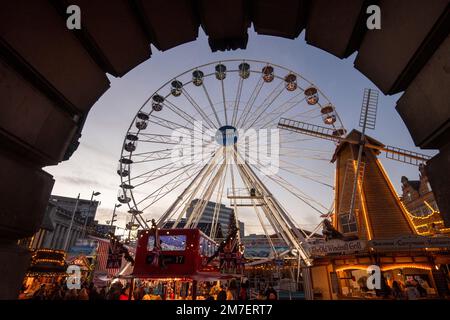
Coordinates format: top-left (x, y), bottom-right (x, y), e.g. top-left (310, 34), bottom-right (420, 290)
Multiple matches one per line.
top-left (277, 119), bottom-right (430, 166)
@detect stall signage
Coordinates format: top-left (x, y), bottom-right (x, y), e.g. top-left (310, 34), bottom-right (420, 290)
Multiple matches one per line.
top-left (369, 236), bottom-right (450, 250)
top-left (307, 239), bottom-right (367, 256)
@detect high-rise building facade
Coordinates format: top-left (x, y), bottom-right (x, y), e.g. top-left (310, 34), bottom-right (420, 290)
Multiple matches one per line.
top-left (186, 199), bottom-right (244, 238)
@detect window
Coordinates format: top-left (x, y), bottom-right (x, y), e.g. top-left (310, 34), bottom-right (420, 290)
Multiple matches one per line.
top-left (147, 235), bottom-right (187, 251)
top-left (340, 214), bottom-right (358, 233)
top-left (199, 237), bottom-right (217, 257)
top-left (199, 237), bottom-right (207, 256)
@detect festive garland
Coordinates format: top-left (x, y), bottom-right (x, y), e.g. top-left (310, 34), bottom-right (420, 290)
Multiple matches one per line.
top-left (107, 232), bottom-right (135, 265)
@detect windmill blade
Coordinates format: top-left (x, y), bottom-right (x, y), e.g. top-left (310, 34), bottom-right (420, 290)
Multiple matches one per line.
top-left (383, 145), bottom-right (431, 166)
top-left (277, 118), bottom-right (345, 142)
top-left (278, 118), bottom-right (431, 166)
top-left (359, 88), bottom-right (379, 130)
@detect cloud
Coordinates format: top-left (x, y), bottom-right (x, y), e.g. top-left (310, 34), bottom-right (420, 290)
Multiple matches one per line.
top-left (79, 142), bottom-right (117, 161)
top-left (57, 175), bottom-right (107, 189)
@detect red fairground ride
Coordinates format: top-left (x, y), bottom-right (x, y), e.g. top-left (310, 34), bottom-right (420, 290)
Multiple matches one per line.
top-left (133, 228), bottom-right (227, 281)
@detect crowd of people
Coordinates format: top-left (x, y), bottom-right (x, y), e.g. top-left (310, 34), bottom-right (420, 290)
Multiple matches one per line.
top-left (357, 276), bottom-right (432, 300)
top-left (197, 279), bottom-right (278, 300)
top-left (19, 280), bottom-right (107, 300)
top-left (387, 279), bottom-right (429, 300)
top-left (18, 277), bottom-right (279, 301)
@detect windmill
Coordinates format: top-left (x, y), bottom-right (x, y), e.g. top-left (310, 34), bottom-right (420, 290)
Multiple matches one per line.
top-left (278, 89), bottom-right (431, 240)
top-left (278, 89), bottom-right (431, 167)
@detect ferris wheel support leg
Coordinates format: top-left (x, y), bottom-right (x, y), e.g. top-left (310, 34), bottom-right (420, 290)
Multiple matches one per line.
top-left (156, 152), bottom-right (220, 228)
top-left (233, 158), bottom-right (291, 247)
top-left (234, 149), bottom-right (312, 265)
top-left (190, 163), bottom-right (226, 229)
top-left (176, 148), bottom-right (225, 228)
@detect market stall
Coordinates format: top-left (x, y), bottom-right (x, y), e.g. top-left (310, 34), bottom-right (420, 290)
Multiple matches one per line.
top-left (309, 236), bottom-right (450, 299)
top-left (128, 228), bottom-right (243, 300)
top-left (21, 249), bottom-right (67, 299)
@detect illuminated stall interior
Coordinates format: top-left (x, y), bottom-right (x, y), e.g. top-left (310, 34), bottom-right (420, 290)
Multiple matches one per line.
top-left (21, 249), bottom-right (67, 298)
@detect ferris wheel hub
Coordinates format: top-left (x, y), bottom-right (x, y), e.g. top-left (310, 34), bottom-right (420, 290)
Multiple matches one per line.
top-left (215, 125), bottom-right (238, 146)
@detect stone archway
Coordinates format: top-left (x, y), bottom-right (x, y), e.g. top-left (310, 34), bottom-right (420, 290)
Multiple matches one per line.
top-left (0, 0), bottom-right (449, 299)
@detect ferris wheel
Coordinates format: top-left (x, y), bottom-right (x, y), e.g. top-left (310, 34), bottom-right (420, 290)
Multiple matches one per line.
top-left (116, 59), bottom-right (346, 264)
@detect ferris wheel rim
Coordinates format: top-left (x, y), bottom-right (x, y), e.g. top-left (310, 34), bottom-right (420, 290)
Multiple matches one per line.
top-left (117, 59), bottom-right (346, 234)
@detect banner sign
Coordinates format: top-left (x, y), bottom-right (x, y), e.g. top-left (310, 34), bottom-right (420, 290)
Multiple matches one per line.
top-left (369, 236), bottom-right (450, 250)
top-left (307, 239), bottom-right (367, 256)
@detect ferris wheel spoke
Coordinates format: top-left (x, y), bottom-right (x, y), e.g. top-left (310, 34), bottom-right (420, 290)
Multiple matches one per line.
top-left (185, 155), bottom-right (227, 228)
top-left (228, 153), bottom-right (242, 243)
top-left (220, 77), bottom-right (228, 124)
top-left (279, 146), bottom-right (332, 158)
top-left (258, 96), bottom-right (306, 129)
top-left (277, 166), bottom-right (334, 189)
top-left (129, 160), bottom-right (181, 182)
top-left (134, 133), bottom-right (178, 144)
top-left (253, 200), bottom-right (278, 257)
top-left (281, 144), bottom-right (332, 154)
top-left (210, 161), bottom-right (228, 239)
top-left (155, 160), bottom-right (215, 227)
top-left (129, 142), bottom-right (217, 182)
top-left (242, 146), bottom-right (334, 190)
top-left (236, 76), bottom-right (264, 128)
top-left (244, 80), bottom-right (285, 130)
top-left (279, 153), bottom-right (333, 162)
top-left (136, 132), bottom-right (206, 146)
top-left (190, 163), bottom-right (227, 228)
top-left (138, 163), bottom-right (205, 211)
top-left (239, 148), bottom-right (329, 214)
top-left (162, 99), bottom-right (208, 133)
top-left (148, 114), bottom-right (194, 132)
top-left (255, 166), bottom-right (328, 214)
top-left (131, 161), bottom-right (196, 187)
top-left (280, 136), bottom-right (324, 145)
top-left (173, 148), bottom-right (225, 228)
top-left (181, 89), bottom-right (217, 129)
top-left (279, 158), bottom-right (331, 178)
top-left (201, 83), bottom-right (222, 127)
top-left (130, 149), bottom-right (173, 164)
top-left (250, 148), bottom-right (332, 185)
top-left (289, 106), bottom-right (319, 119)
top-left (231, 76), bottom-right (244, 127)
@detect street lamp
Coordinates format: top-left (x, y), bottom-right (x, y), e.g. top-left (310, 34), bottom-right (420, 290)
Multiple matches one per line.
top-left (110, 204), bottom-right (121, 227)
top-left (81, 191), bottom-right (101, 238)
top-left (63, 193), bottom-right (80, 252)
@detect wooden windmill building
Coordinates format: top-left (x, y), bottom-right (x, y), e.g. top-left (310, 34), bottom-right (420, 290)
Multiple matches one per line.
top-left (332, 130), bottom-right (416, 240)
top-left (307, 130), bottom-right (450, 300)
